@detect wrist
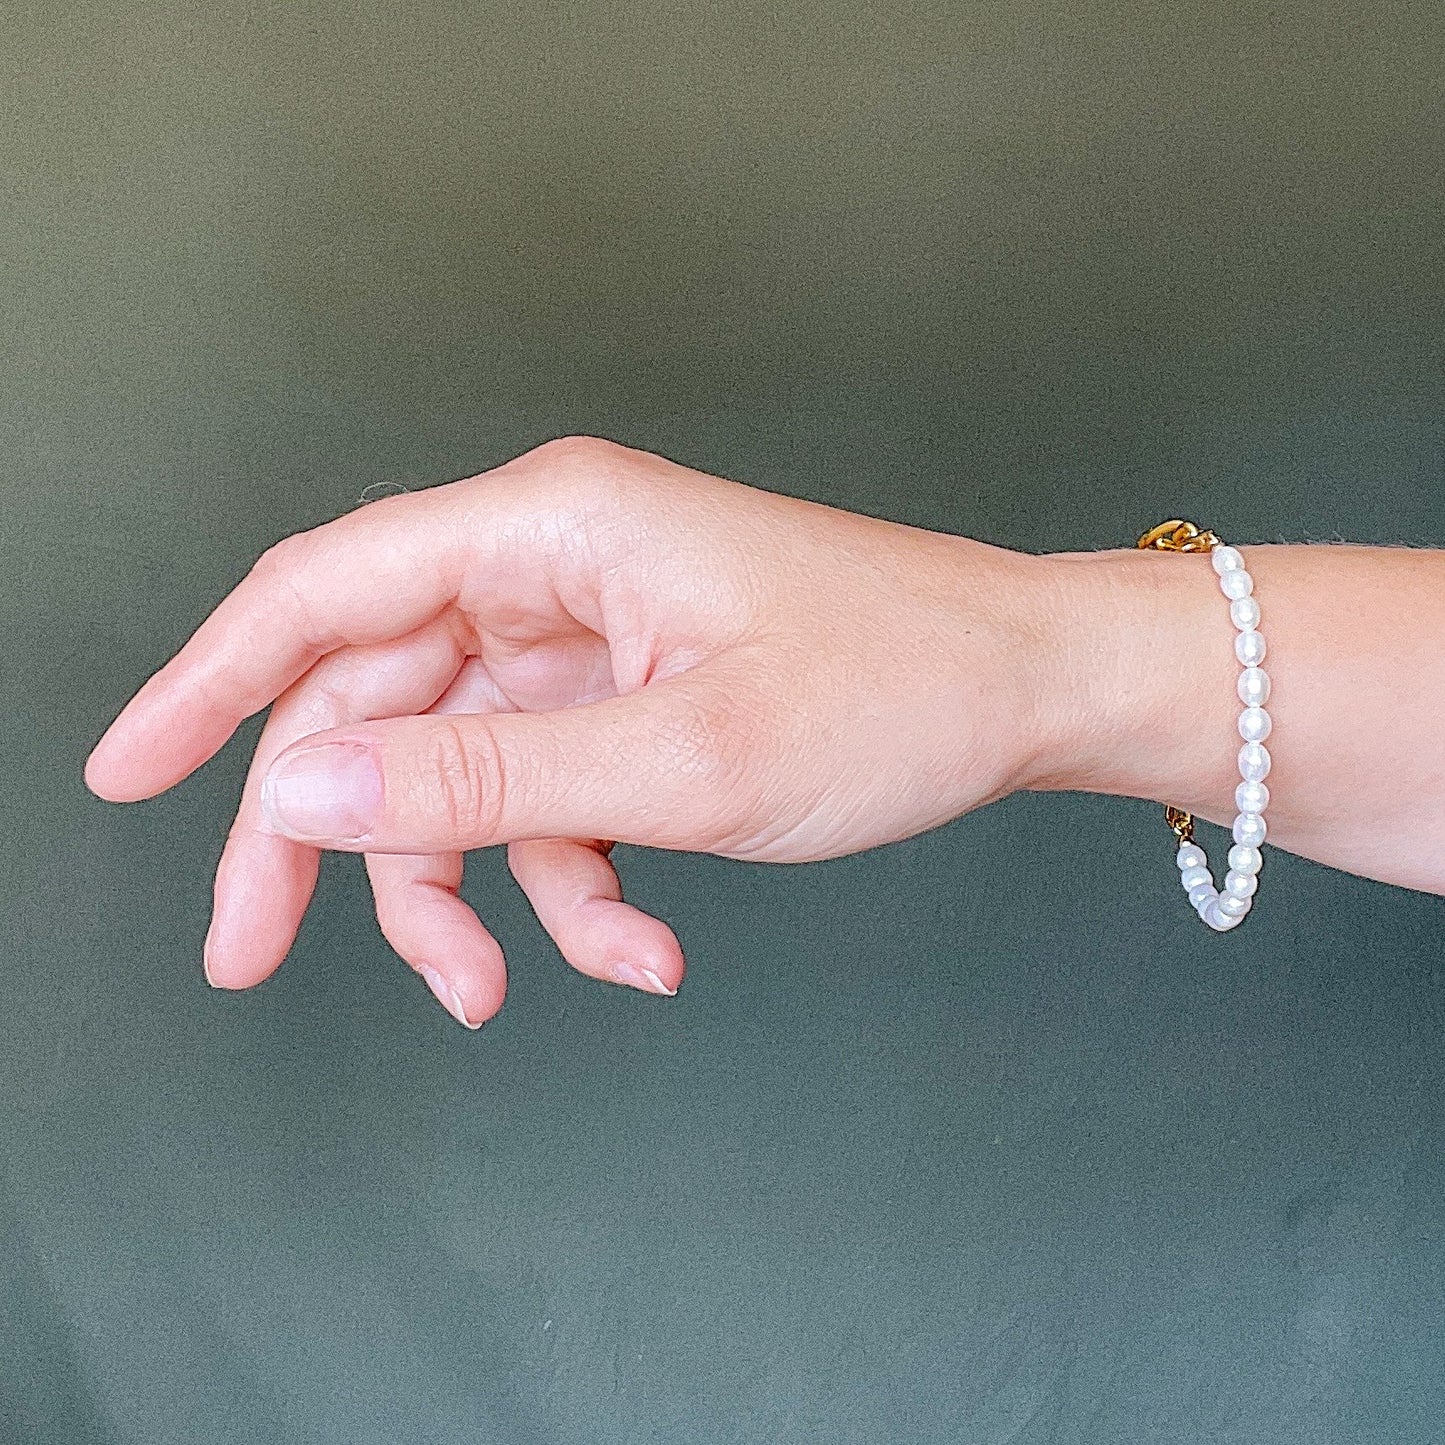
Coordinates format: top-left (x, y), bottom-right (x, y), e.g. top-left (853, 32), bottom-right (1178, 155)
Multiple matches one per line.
top-left (1018, 545), bottom-right (1244, 824)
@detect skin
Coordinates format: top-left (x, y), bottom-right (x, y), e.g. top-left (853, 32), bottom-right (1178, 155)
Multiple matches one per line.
top-left (84, 435), bottom-right (1445, 1027)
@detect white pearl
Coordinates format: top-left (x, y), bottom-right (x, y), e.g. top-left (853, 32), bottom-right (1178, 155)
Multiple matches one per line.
top-left (1230, 595), bottom-right (1261, 630)
top-left (1232, 811), bottom-right (1267, 847)
top-left (1224, 869), bottom-right (1259, 898)
top-left (1220, 568), bottom-right (1254, 601)
top-left (1235, 779), bottom-right (1269, 813)
top-left (1204, 900), bottom-right (1243, 931)
top-left (1237, 666), bottom-right (1271, 707)
top-left (1211, 545), bottom-right (1245, 574)
top-left (1234, 629), bottom-right (1266, 666)
top-left (1176, 843), bottom-right (1207, 871)
top-left (1238, 706), bottom-right (1272, 742)
top-left (1238, 741), bottom-right (1271, 781)
top-left (1180, 865), bottom-right (1212, 890)
top-left (1228, 843), bottom-right (1263, 875)
top-left (1195, 888), bottom-right (1220, 916)
top-left (1188, 881), bottom-right (1218, 909)
top-left (1218, 892), bottom-right (1252, 917)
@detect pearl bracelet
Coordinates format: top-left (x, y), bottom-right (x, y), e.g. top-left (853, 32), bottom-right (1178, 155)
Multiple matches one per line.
top-left (1136, 520), bottom-right (1270, 932)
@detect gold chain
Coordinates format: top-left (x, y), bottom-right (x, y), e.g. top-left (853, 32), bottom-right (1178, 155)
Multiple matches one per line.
top-left (1136, 519), bottom-right (1220, 555)
top-left (1135, 519), bottom-right (1221, 847)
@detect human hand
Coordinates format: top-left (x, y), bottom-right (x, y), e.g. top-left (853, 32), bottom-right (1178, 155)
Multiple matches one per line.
top-left (84, 436), bottom-right (1060, 1027)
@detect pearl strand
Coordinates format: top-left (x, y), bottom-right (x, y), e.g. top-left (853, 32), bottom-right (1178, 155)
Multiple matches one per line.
top-left (1173, 542), bottom-right (1270, 931)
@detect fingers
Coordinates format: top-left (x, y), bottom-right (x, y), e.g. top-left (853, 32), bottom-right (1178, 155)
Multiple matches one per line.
top-left (364, 850), bottom-right (507, 1028)
top-left (204, 820), bottom-right (321, 992)
top-left (416, 658), bottom-right (679, 1005)
top-left (84, 484), bottom-right (474, 803)
top-left (254, 667), bottom-right (758, 856)
top-left (205, 616), bottom-right (476, 1000)
top-left (83, 435), bottom-right (652, 807)
top-left (362, 649), bottom-right (514, 1027)
top-left (507, 839), bottom-right (683, 996)
top-left (204, 586), bottom-right (700, 1021)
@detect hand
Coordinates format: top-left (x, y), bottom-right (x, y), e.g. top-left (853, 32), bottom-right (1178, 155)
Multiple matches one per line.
top-left (84, 435), bottom-right (1061, 1026)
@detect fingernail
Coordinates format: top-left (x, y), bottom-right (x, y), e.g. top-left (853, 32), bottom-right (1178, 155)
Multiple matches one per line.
top-left (260, 740), bottom-right (381, 842)
top-left (202, 922), bottom-right (219, 987)
top-left (419, 965), bottom-right (482, 1029)
top-left (612, 962), bottom-right (677, 996)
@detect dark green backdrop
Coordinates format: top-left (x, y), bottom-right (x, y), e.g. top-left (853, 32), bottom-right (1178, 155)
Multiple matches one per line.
top-left (4, 2), bottom-right (1444, 1441)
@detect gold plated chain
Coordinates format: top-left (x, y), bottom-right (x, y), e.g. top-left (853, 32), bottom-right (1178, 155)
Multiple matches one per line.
top-left (1136, 519), bottom-right (1220, 555)
top-left (1135, 519), bottom-right (1221, 846)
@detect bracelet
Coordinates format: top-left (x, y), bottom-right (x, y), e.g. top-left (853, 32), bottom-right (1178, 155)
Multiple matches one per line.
top-left (1136, 520), bottom-right (1270, 932)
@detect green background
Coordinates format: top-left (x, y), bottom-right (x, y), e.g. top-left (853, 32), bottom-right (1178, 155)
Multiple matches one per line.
top-left (5, 2), bottom-right (1444, 1440)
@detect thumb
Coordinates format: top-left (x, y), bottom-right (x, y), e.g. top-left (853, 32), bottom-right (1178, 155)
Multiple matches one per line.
top-left (257, 675), bottom-right (755, 854)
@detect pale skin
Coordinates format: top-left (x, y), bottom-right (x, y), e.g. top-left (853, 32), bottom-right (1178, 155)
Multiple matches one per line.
top-left (84, 436), bottom-right (1445, 1028)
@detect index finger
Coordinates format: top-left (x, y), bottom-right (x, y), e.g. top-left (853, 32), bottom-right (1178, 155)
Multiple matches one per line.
top-left (84, 486), bottom-right (470, 802)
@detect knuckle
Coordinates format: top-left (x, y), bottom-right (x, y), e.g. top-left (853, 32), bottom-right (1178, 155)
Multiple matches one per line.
top-left (248, 531), bottom-right (326, 640)
top-left (418, 719), bottom-right (508, 843)
top-left (525, 434), bottom-right (645, 513)
top-left (532, 433), bottom-right (627, 471)
top-left (251, 532), bottom-right (305, 577)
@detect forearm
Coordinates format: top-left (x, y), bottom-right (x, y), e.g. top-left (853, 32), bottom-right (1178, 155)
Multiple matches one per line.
top-left (1020, 541), bottom-right (1445, 896)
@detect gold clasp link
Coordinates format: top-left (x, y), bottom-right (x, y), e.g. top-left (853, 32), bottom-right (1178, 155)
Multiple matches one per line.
top-left (1137, 518), bottom-right (1219, 848)
top-left (1135, 518), bottom-right (1220, 554)
top-left (1165, 805), bottom-right (1194, 847)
